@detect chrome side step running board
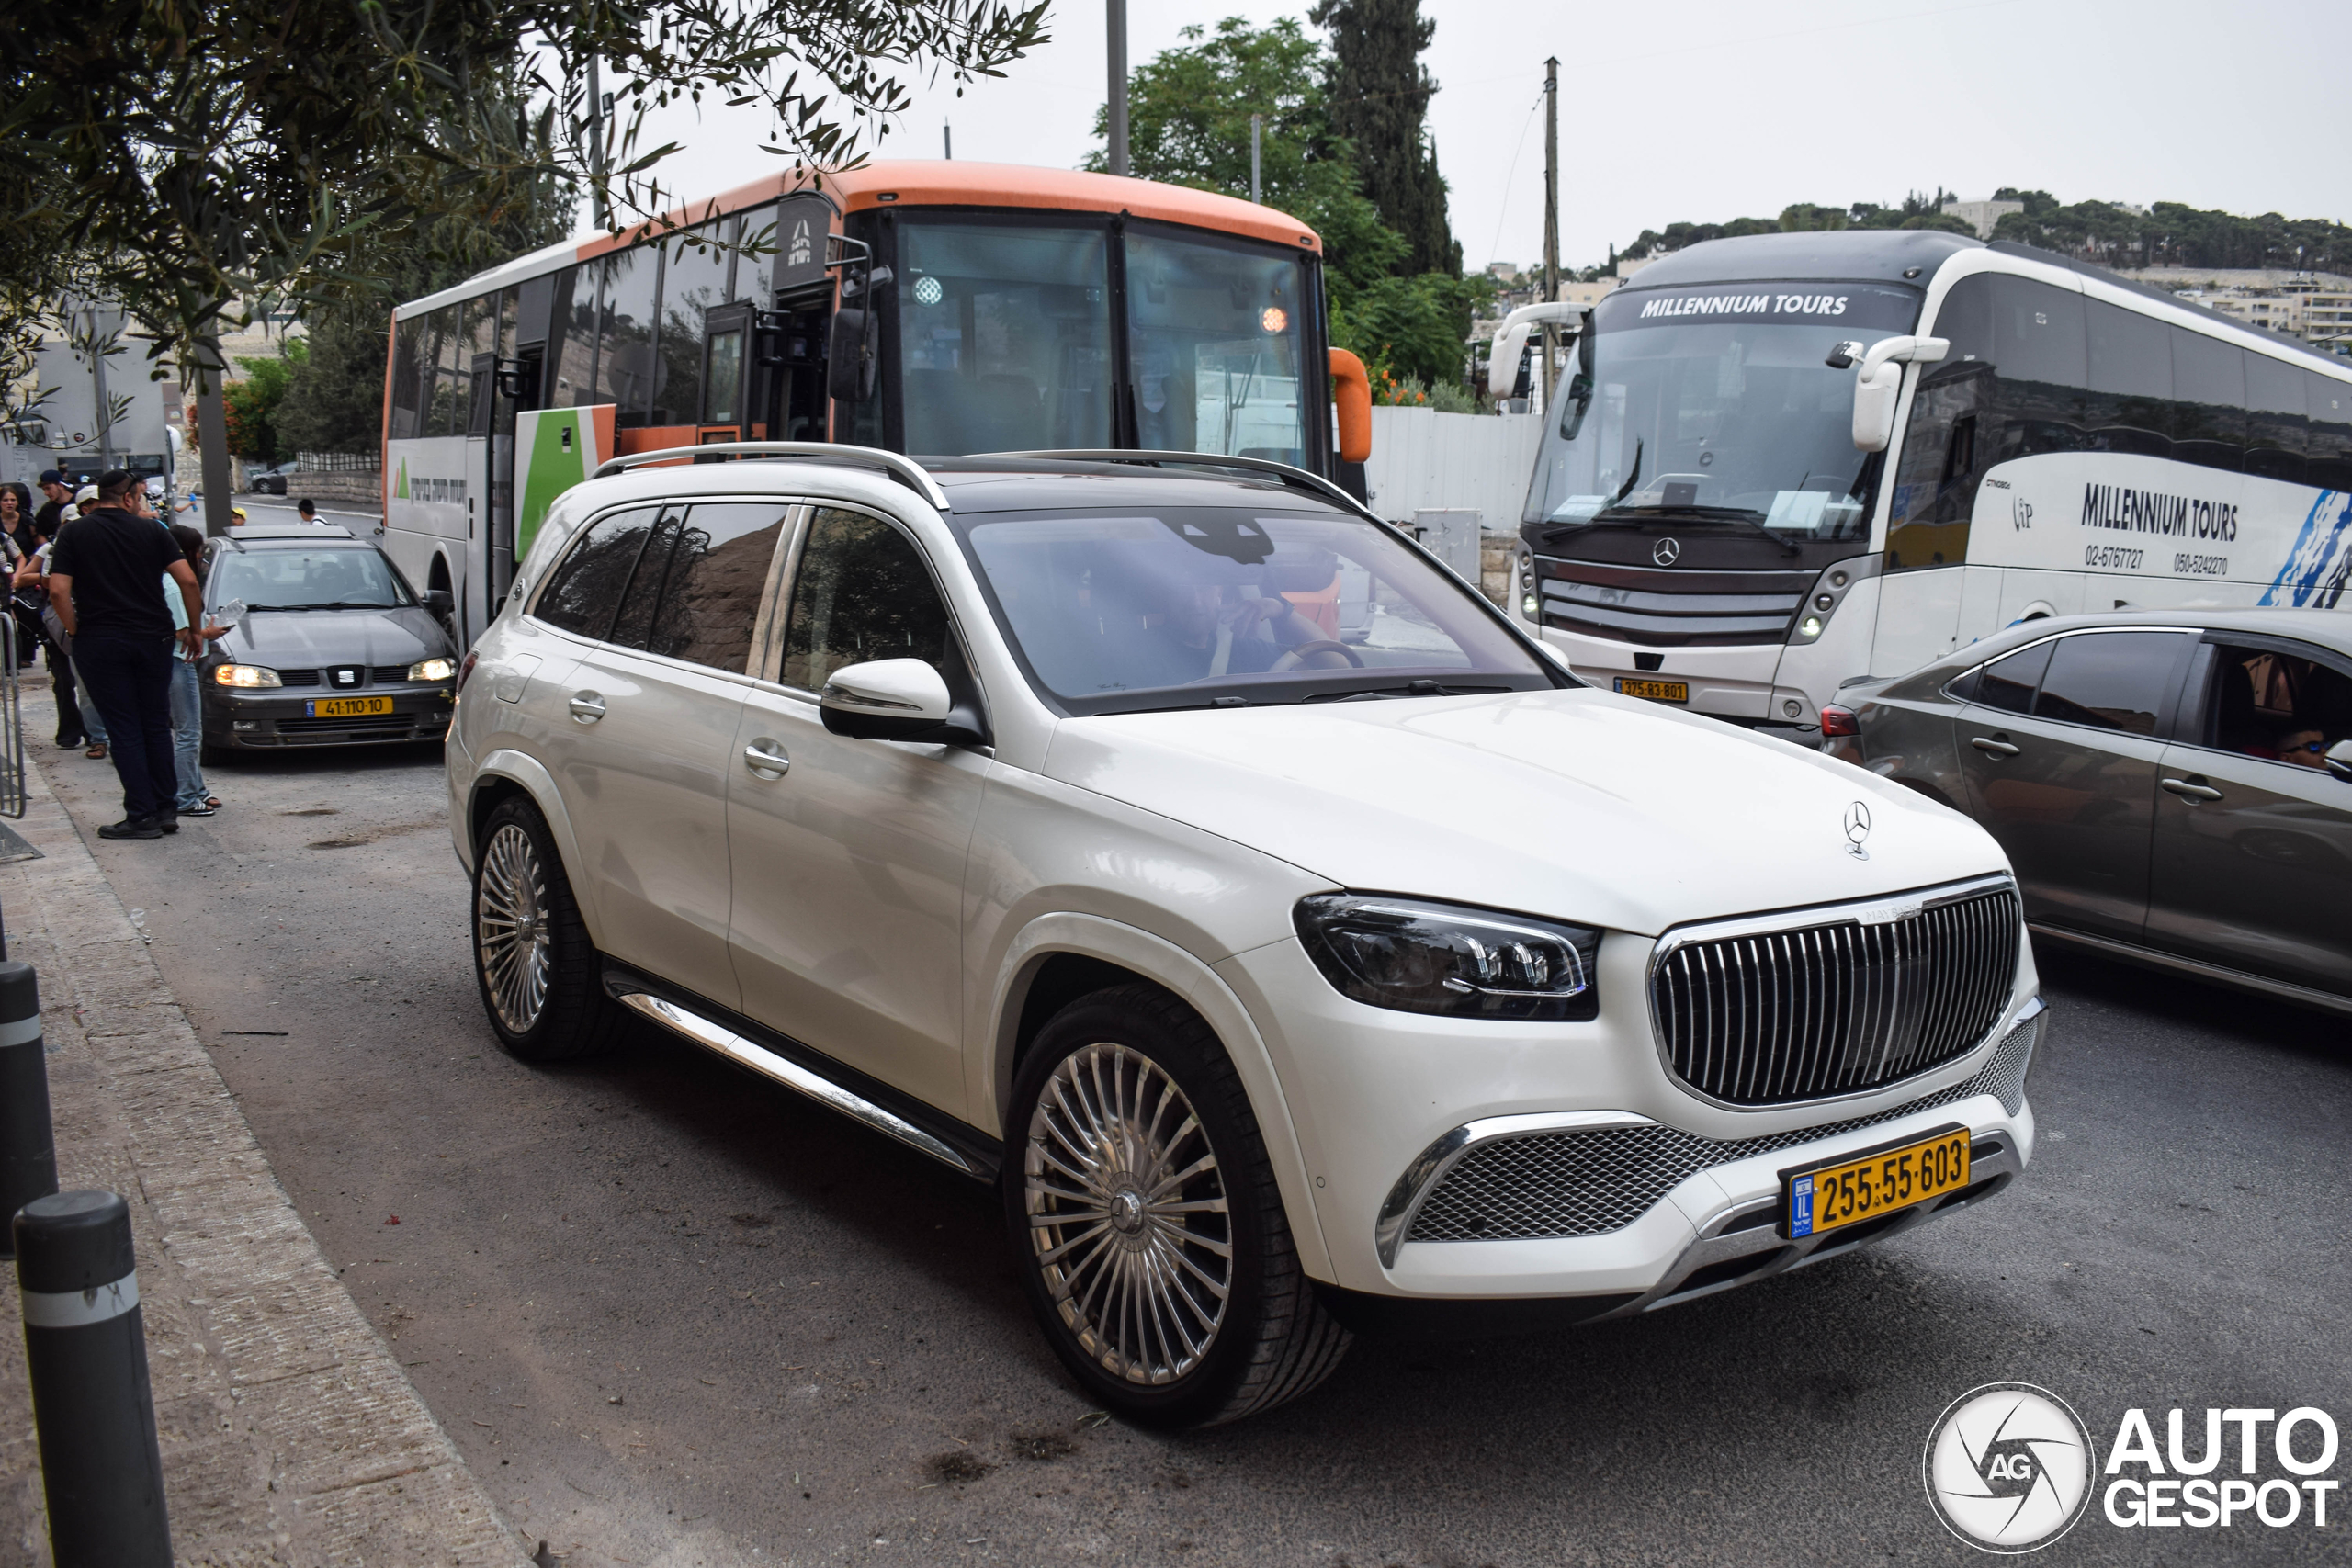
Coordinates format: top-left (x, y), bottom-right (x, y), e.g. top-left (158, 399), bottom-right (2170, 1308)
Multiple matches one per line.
top-left (614, 990), bottom-right (979, 1177)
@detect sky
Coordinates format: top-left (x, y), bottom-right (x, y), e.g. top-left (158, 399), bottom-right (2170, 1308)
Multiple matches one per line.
top-left (636, 0), bottom-right (2352, 275)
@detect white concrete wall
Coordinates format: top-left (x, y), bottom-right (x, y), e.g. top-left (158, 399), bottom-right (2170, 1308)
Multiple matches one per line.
top-left (1363, 406), bottom-right (1544, 532)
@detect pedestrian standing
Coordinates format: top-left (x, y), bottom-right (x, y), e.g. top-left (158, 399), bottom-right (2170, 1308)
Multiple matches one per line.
top-left (165, 525), bottom-right (225, 817)
top-left (0, 483), bottom-right (29, 555)
top-left (31, 470), bottom-right (70, 540)
top-left (47, 470), bottom-right (201, 839)
top-left (18, 514), bottom-right (107, 752)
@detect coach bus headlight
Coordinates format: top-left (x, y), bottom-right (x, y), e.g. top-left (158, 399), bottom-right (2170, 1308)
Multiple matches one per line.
top-left (213, 663), bottom-right (283, 689)
top-left (1796, 615), bottom-right (1826, 640)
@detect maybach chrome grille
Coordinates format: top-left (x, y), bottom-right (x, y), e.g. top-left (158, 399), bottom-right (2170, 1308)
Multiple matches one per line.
top-left (1649, 883), bottom-right (2021, 1107)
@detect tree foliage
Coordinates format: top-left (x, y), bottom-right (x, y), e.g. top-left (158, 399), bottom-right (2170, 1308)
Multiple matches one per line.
top-left (1309, 0), bottom-right (1458, 278)
top-left (0, 0), bottom-right (1049, 373)
top-left (1988, 191), bottom-right (2350, 271)
top-left (222, 344), bottom-right (306, 464)
top-left (1098, 17), bottom-right (1477, 389)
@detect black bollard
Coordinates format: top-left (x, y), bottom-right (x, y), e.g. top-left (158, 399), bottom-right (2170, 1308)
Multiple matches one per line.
top-left (0, 962), bottom-right (55, 1256)
top-left (15, 1190), bottom-right (172, 1567)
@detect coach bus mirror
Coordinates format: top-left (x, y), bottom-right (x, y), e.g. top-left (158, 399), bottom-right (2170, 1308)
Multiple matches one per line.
top-left (1850, 335), bottom-right (1949, 452)
top-left (828, 308), bottom-right (876, 402)
top-left (2327, 739), bottom-right (2352, 784)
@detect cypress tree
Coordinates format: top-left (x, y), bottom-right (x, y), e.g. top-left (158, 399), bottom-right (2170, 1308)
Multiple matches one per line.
top-left (1309, 0), bottom-right (1461, 278)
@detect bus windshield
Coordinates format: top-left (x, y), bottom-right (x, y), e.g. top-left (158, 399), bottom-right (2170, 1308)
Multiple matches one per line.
top-left (895, 218), bottom-right (1309, 464)
top-left (1524, 283), bottom-right (1922, 541)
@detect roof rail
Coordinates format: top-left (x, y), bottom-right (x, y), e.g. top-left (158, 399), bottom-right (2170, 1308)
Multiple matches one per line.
top-left (989, 449), bottom-right (1377, 521)
top-left (592, 442), bottom-right (951, 512)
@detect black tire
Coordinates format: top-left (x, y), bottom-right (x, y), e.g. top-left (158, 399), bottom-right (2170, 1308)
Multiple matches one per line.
top-left (470, 795), bottom-right (624, 1062)
top-left (1003, 983), bottom-right (1351, 1428)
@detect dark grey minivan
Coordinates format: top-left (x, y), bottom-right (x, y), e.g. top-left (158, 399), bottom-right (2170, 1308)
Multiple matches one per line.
top-left (199, 525), bottom-right (462, 755)
top-left (1823, 609), bottom-right (2352, 1014)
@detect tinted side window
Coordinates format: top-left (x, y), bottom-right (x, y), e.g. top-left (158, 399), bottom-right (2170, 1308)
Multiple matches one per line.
top-left (780, 509), bottom-right (949, 692)
top-left (599, 248), bottom-right (659, 426)
top-left (389, 320), bottom-right (424, 440)
top-left (2085, 300), bottom-right (2171, 458)
top-left (549, 264), bottom-right (599, 409)
top-left (533, 508), bottom-right (660, 640)
top-left (2030, 631), bottom-right (2189, 735)
top-left (642, 502), bottom-right (791, 673)
top-left (2169, 326), bottom-right (2244, 471)
top-left (1984, 277), bottom-right (2086, 465)
top-left (1974, 639), bottom-right (2053, 714)
top-left (2310, 373), bottom-right (2352, 492)
top-left (657, 224), bottom-right (729, 428)
top-left (2245, 351), bottom-right (2308, 483)
top-left (608, 509), bottom-right (684, 649)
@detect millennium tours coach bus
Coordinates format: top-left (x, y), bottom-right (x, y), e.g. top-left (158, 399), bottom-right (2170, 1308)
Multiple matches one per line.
top-left (380, 162), bottom-right (1373, 648)
top-left (1497, 231), bottom-right (2352, 734)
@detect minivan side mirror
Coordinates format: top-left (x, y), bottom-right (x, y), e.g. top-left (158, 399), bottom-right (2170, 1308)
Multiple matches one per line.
top-left (820, 658), bottom-right (986, 745)
top-left (2327, 739), bottom-right (2352, 784)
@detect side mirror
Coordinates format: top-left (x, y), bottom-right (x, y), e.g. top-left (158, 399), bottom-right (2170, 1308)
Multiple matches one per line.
top-left (828, 307), bottom-right (877, 403)
top-left (1851, 335), bottom-right (1950, 453)
top-left (424, 588), bottom-right (453, 618)
top-left (820, 658), bottom-right (984, 744)
top-left (1329, 348), bottom-right (1371, 463)
top-left (2327, 739), bottom-right (2352, 784)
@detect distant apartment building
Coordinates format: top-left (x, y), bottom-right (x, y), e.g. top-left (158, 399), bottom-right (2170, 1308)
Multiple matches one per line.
top-left (1940, 197), bottom-right (2025, 239)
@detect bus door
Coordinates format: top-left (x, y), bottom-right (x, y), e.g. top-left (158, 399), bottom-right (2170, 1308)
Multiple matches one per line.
top-left (748, 295), bottom-right (835, 444)
top-left (467, 349), bottom-right (528, 642)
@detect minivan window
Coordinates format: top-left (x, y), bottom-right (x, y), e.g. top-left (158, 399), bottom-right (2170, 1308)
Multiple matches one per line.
top-left (2030, 631), bottom-right (2189, 735)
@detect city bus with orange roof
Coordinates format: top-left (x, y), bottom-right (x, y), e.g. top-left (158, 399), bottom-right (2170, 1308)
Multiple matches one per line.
top-left (380, 161), bottom-right (1373, 646)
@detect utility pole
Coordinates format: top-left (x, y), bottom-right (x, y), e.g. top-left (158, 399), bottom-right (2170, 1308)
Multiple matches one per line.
top-left (586, 55), bottom-right (608, 228)
top-left (192, 340), bottom-right (233, 537)
top-left (1250, 114), bottom-right (1262, 206)
top-left (1105, 0), bottom-right (1129, 177)
top-left (1540, 56), bottom-right (1561, 412)
top-left (944, 121), bottom-right (954, 160)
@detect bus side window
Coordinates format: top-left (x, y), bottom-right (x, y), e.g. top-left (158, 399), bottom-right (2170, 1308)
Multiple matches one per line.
top-left (1888, 274), bottom-right (1995, 570)
top-left (2306, 372), bottom-right (2352, 493)
top-left (1984, 276), bottom-right (2086, 464)
top-left (2245, 350), bottom-right (2308, 485)
top-left (390, 321), bottom-right (424, 441)
top-left (2170, 325), bottom-right (2245, 473)
top-left (2086, 299), bottom-right (2171, 459)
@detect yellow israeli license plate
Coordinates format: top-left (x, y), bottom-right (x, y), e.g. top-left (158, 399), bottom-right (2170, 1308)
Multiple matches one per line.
top-left (1782, 1123), bottom-right (1972, 1239)
top-left (1613, 677), bottom-right (1689, 703)
top-left (305, 695), bottom-right (394, 718)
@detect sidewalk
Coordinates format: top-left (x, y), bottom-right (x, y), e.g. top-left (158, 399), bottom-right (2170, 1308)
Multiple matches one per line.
top-left (0, 694), bottom-right (529, 1566)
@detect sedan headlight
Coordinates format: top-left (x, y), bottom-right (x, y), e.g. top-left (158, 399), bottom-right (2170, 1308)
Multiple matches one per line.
top-left (212, 663), bottom-right (282, 689)
top-left (1295, 894), bottom-right (1601, 1021)
top-left (408, 657), bottom-right (458, 682)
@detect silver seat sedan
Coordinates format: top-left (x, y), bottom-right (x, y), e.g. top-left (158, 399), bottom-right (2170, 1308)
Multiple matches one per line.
top-left (1823, 607), bottom-right (2352, 1014)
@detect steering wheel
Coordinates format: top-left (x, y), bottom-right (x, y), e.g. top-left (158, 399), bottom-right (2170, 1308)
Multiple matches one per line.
top-left (1270, 639), bottom-right (1365, 672)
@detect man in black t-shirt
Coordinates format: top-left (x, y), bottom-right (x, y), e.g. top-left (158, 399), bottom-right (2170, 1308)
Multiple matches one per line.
top-left (48, 470), bottom-right (204, 838)
top-left (31, 471), bottom-right (69, 541)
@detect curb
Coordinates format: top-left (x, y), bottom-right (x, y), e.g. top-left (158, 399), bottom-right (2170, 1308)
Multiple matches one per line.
top-left (0, 700), bottom-right (530, 1566)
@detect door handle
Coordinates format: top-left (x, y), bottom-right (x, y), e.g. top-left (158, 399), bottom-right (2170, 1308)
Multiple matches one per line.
top-left (568, 692), bottom-right (605, 723)
top-left (742, 740), bottom-right (790, 777)
top-left (1969, 735), bottom-right (2020, 757)
top-left (2161, 777), bottom-right (2223, 803)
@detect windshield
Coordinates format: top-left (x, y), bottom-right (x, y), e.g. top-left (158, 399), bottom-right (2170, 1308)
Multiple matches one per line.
top-left (1524, 283), bottom-right (1922, 541)
top-left (961, 507), bottom-right (1551, 716)
top-left (893, 218), bottom-right (1312, 466)
top-left (1127, 230), bottom-right (1309, 467)
top-left (213, 547), bottom-right (413, 610)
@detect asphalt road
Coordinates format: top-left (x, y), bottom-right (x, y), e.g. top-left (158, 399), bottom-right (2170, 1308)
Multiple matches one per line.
top-left (30, 701), bottom-right (2350, 1567)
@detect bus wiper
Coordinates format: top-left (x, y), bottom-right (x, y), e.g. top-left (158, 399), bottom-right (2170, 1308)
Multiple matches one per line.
top-left (1592, 504), bottom-right (1802, 558)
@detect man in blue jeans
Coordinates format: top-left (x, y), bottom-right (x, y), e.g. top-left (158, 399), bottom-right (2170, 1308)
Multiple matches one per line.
top-left (47, 471), bottom-right (203, 839)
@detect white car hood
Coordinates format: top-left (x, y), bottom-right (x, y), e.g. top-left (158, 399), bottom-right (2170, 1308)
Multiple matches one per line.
top-left (1044, 688), bottom-right (2007, 937)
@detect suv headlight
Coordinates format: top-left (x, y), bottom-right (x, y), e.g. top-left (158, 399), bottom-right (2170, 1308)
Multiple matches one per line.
top-left (1295, 894), bottom-right (1601, 1021)
top-left (212, 663), bottom-right (282, 688)
top-left (408, 657), bottom-right (458, 682)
